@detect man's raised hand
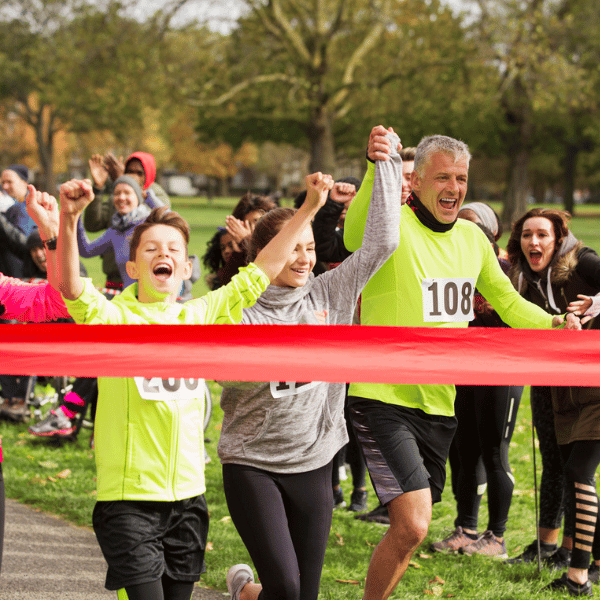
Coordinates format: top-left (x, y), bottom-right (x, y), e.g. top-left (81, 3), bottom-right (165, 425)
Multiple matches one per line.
top-left (367, 125), bottom-right (403, 162)
top-left (60, 179), bottom-right (95, 216)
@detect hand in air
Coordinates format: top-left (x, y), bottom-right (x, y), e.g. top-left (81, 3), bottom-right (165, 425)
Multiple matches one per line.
top-left (367, 125), bottom-right (403, 162)
top-left (60, 179), bottom-right (95, 216)
top-left (88, 154), bottom-right (109, 189)
top-left (25, 184), bottom-right (59, 235)
top-left (330, 181), bottom-right (357, 205)
top-left (103, 152), bottom-right (125, 181)
top-left (304, 172), bottom-right (334, 212)
top-left (225, 215), bottom-right (252, 250)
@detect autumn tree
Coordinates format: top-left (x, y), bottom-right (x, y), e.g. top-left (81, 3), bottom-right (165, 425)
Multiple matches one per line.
top-left (0, 0), bottom-right (178, 191)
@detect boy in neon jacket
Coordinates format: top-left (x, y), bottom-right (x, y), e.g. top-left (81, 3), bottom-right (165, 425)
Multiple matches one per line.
top-left (55, 175), bottom-right (332, 600)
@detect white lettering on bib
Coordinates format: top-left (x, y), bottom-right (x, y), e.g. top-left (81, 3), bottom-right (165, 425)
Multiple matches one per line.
top-left (134, 377), bottom-right (204, 401)
top-left (270, 380), bottom-right (322, 399)
top-left (422, 278), bottom-right (475, 322)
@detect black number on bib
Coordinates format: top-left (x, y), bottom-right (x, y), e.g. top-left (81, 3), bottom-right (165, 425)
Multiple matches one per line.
top-left (162, 378), bottom-right (181, 392)
top-left (427, 280), bottom-right (472, 319)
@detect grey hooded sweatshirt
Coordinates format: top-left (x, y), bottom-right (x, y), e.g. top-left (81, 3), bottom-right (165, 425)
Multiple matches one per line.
top-left (218, 134), bottom-right (402, 474)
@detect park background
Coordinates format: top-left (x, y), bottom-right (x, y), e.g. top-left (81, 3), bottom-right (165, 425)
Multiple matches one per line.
top-left (2, 0), bottom-right (600, 597)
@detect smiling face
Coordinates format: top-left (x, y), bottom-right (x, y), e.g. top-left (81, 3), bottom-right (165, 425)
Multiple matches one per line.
top-left (113, 182), bottom-right (139, 215)
top-left (411, 152), bottom-right (468, 223)
top-left (270, 224), bottom-right (315, 288)
top-left (520, 216), bottom-right (556, 274)
top-left (126, 224), bottom-right (192, 303)
top-left (244, 210), bottom-right (264, 228)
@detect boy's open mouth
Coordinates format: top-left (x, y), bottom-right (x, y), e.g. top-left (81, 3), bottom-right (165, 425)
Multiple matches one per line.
top-left (153, 263), bottom-right (173, 280)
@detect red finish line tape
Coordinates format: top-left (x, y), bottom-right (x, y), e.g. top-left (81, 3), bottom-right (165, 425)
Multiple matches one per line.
top-left (1, 324), bottom-right (598, 386)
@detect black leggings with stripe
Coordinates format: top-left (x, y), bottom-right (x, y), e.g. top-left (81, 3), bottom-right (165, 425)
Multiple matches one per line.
top-left (560, 441), bottom-right (600, 569)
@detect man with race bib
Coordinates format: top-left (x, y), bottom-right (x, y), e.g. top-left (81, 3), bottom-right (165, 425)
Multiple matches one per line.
top-left (343, 126), bottom-right (582, 600)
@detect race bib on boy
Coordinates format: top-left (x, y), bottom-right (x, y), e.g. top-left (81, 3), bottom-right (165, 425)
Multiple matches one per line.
top-left (422, 278), bottom-right (475, 322)
top-left (134, 377), bottom-right (204, 401)
top-left (270, 380), bottom-right (322, 399)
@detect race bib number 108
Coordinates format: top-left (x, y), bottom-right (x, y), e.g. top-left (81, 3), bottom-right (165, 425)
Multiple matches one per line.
top-left (422, 278), bottom-right (475, 322)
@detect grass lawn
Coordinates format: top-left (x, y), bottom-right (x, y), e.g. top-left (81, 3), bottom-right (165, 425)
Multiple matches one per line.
top-left (3, 199), bottom-right (600, 598)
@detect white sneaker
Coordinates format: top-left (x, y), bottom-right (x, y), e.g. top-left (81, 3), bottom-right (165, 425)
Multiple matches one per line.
top-left (226, 564), bottom-right (254, 600)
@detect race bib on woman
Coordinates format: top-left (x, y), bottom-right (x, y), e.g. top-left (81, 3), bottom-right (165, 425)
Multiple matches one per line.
top-left (422, 278), bottom-right (475, 322)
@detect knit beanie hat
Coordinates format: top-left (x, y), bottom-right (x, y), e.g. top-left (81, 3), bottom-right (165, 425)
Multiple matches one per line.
top-left (125, 152), bottom-right (156, 190)
top-left (7, 164), bottom-right (29, 182)
top-left (113, 175), bottom-right (144, 207)
top-left (459, 202), bottom-right (498, 238)
top-left (26, 228), bottom-right (43, 250)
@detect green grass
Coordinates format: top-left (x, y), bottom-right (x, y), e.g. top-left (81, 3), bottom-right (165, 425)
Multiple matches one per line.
top-left (4, 200), bottom-right (600, 597)
top-left (2, 385), bottom-right (579, 598)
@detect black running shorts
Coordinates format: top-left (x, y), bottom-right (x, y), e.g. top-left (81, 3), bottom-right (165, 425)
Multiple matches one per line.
top-left (93, 495), bottom-right (209, 591)
top-left (348, 397), bottom-right (457, 505)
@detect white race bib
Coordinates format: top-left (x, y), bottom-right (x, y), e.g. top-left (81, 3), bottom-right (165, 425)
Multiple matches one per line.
top-left (134, 377), bottom-right (204, 401)
top-left (422, 278), bottom-right (475, 322)
top-left (270, 381), bottom-right (322, 399)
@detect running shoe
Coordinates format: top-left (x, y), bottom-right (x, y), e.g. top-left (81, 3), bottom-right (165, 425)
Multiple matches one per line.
top-left (226, 564), bottom-right (254, 600)
top-left (505, 539), bottom-right (558, 564)
top-left (348, 489), bottom-right (368, 512)
top-left (545, 546), bottom-right (572, 570)
top-left (431, 526), bottom-right (479, 553)
top-left (588, 562), bottom-right (599, 585)
top-left (459, 530), bottom-right (508, 558)
top-left (28, 409), bottom-right (75, 437)
top-left (355, 503), bottom-right (390, 524)
top-left (333, 487), bottom-right (346, 508)
top-left (542, 573), bottom-right (592, 596)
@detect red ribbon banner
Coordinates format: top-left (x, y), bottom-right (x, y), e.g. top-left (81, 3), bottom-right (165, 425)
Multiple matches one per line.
top-left (0, 324), bottom-right (598, 386)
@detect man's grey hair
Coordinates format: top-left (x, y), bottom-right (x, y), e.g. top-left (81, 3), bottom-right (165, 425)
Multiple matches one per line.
top-left (414, 135), bottom-right (471, 176)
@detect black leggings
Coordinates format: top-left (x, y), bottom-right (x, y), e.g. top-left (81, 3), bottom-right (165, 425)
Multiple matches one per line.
top-left (560, 441), bottom-right (600, 570)
top-left (453, 384), bottom-right (523, 537)
top-left (223, 461), bottom-right (333, 600)
top-left (531, 386), bottom-right (574, 537)
top-left (122, 574), bottom-right (194, 600)
top-left (332, 400), bottom-right (366, 490)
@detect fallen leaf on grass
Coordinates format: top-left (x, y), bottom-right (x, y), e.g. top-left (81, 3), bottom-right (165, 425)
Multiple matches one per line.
top-left (419, 553), bottom-right (431, 559)
top-left (423, 585), bottom-right (443, 596)
top-left (47, 476), bottom-right (57, 482)
top-left (38, 460), bottom-right (58, 469)
top-left (56, 469), bottom-right (71, 479)
top-left (335, 533), bottom-right (344, 546)
top-left (429, 576), bottom-right (445, 585)
top-left (206, 542), bottom-right (213, 551)
top-left (15, 440), bottom-right (26, 446)
top-left (29, 475), bottom-right (46, 486)
top-left (408, 560), bottom-right (421, 569)
top-left (365, 540), bottom-right (376, 547)
top-left (335, 580), bottom-right (360, 585)
top-left (219, 516), bottom-right (231, 523)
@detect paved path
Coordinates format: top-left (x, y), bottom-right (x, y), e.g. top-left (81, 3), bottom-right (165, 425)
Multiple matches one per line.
top-left (0, 499), bottom-right (227, 600)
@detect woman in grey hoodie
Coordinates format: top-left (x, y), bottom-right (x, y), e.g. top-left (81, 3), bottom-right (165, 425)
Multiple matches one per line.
top-left (220, 132), bottom-right (403, 600)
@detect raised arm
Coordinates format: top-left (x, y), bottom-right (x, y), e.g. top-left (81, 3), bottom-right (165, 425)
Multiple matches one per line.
top-left (25, 184), bottom-right (60, 290)
top-left (253, 172), bottom-right (333, 281)
top-left (58, 180), bottom-right (95, 300)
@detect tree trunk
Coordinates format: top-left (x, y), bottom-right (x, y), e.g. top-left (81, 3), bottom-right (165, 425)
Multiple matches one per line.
top-left (563, 143), bottom-right (578, 216)
top-left (33, 104), bottom-right (56, 193)
top-left (307, 109), bottom-right (336, 174)
top-left (502, 147), bottom-right (530, 227)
